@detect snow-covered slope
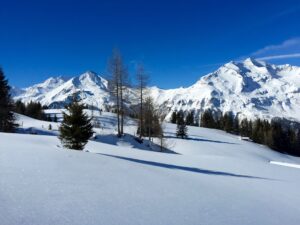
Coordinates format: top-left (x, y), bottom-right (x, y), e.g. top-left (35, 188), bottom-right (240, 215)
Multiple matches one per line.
top-left (12, 58), bottom-right (300, 122)
top-left (1, 114), bottom-right (300, 225)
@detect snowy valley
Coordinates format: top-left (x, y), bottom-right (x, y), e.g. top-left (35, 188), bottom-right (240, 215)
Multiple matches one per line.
top-left (3, 57), bottom-right (300, 225)
top-left (3, 1), bottom-right (300, 224)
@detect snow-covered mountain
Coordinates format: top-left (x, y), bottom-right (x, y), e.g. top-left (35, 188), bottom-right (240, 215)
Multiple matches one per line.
top-left (12, 76), bottom-right (68, 103)
top-left (13, 71), bottom-right (114, 110)
top-left (154, 58), bottom-right (300, 122)
top-left (12, 58), bottom-right (300, 122)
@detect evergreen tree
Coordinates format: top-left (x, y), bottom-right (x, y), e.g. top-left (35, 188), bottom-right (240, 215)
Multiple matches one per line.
top-left (136, 64), bottom-right (148, 138)
top-left (248, 120), bottom-right (253, 136)
top-left (287, 128), bottom-right (297, 154)
top-left (251, 119), bottom-right (264, 143)
top-left (186, 111), bottom-right (194, 126)
top-left (269, 121), bottom-right (286, 152)
top-left (14, 100), bottom-right (26, 115)
top-left (46, 114), bottom-right (52, 122)
top-left (42, 105), bottom-right (49, 110)
top-left (59, 98), bottom-right (94, 150)
top-left (25, 101), bottom-right (46, 120)
top-left (176, 111), bottom-right (183, 125)
top-left (240, 118), bottom-right (250, 137)
top-left (295, 131), bottom-right (300, 156)
top-left (261, 120), bottom-right (271, 145)
top-left (170, 111), bottom-right (177, 124)
top-left (216, 113), bottom-right (224, 129)
top-left (223, 112), bottom-right (234, 133)
top-left (201, 110), bottom-right (216, 128)
top-left (176, 111), bottom-right (188, 139)
top-left (0, 68), bottom-right (17, 132)
top-left (233, 116), bottom-right (240, 134)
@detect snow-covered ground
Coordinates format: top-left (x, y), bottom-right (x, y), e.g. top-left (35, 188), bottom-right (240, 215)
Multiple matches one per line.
top-left (1, 113), bottom-right (300, 225)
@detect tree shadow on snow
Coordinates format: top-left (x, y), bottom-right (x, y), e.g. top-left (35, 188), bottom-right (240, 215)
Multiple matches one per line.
top-left (16, 127), bottom-right (58, 136)
top-left (98, 153), bottom-right (273, 180)
top-left (93, 134), bottom-right (178, 154)
top-left (164, 135), bottom-right (237, 145)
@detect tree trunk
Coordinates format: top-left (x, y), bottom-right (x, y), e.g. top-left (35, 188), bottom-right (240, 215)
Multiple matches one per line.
top-left (139, 82), bottom-right (143, 138)
top-left (120, 85), bottom-right (124, 135)
top-left (116, 83), bottom-right (120, 137)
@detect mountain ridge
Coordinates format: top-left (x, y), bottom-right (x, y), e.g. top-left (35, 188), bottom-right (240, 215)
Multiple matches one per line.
top-left (12, 58), bottom-right (300, 122)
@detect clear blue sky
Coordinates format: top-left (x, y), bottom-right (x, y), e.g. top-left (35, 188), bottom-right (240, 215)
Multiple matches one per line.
top-left (1, 0), bottom-right (300, 89)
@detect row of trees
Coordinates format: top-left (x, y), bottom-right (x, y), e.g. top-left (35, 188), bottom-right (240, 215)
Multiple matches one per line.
top-left (200, 109), bottom-right (300, 156)
top-left (14, 100), bottom-right (48, 120)
top-left (171, 111), bottom-right (197, 126)
top-left (108, 49), bottom-right (163, 142)
top-left (171, 111), bottom-right (198, 138)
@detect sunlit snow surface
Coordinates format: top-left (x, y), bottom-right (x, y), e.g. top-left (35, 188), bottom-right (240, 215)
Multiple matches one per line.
top-left (1, 113), bottom-right (300, 225)
top-left (270, 161), bottom-right (300, 169)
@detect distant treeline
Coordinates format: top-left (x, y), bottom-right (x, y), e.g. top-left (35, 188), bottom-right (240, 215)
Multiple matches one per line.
top-left (170, 111), bottom-right (198, 127)
top-left (14, 100), bottom-right (57, 121)
top-left (170, 110), bottom-right (300, 156)
top-left (204, 110), bottom-right (300, 156)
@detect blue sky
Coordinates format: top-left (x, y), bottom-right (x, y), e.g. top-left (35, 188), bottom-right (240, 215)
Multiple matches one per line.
top-left (1, 0), bottom-right (300, 89)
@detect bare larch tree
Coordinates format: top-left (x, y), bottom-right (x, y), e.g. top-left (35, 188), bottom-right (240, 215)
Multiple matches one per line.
top-left (136, 64), bottom-right (149, 138)
top-left (120, 66), bottom-right (130, 134)
top-left (108, 48), bottom-right (128, 137)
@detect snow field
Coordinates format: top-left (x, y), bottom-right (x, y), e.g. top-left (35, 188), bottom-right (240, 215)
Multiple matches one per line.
top-left (1, 113), bottom-right (300, 225)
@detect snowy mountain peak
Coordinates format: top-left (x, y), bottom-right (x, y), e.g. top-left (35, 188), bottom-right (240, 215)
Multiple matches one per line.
top-left (12, 59), bottom-right (300, 122)
top-left (79, 71), bottom-right (98, 80)
top-left (243, 57), bottom-right (265, 67)
top-left (74, 71), bottom-right (108, 90)
top-left (42, 76), bottom-right (68, 88)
